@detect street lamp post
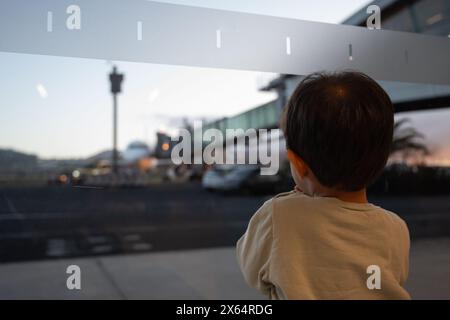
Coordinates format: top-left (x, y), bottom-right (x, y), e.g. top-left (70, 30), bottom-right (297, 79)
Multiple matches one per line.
top-left (109, 66), bottom-right (124, 175)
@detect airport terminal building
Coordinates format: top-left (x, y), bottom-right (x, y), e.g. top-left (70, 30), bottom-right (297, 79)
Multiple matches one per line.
top-left (199, 0), bottom-right (450, 143)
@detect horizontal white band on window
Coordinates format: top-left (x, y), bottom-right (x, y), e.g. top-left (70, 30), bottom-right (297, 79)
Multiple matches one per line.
top-left (1, 0), bottom-right (450, 85)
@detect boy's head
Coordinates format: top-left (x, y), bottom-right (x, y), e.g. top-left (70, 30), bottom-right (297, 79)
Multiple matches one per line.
top-left (282, 71), bottom-right (394, 193)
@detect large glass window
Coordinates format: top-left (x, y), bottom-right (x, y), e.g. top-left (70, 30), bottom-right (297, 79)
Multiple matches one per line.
top-left (413, 0), bottom-right (450, 35)
top-left (382, 7), bottom-right (416, 32)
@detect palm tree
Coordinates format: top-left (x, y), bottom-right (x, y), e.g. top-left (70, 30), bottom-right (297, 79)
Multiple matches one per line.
top-left (391, 118), bottom-right (429, 159)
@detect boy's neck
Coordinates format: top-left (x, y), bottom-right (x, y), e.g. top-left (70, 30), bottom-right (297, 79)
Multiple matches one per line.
top-left (325, 188), bottom-right (368, 204)
top-left (311, 185), bottom-right (368, 204)
top-left (298, 172), bottom-right (369, 204)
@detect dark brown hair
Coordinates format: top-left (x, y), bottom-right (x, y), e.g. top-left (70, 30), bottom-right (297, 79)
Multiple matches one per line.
top-left (282, 71), bottom-right (394, 191)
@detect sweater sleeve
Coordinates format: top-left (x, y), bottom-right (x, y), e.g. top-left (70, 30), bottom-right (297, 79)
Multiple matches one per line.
top-left (399, 218), bottom-right (410, 286)
top-left (236, 199), bottom-right (274, 298)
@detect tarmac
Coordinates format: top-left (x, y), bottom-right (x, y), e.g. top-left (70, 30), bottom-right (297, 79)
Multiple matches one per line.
top-left (0, 237), bottom-right (449, 300)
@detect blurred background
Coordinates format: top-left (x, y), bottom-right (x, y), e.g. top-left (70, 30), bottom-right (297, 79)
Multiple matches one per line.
top-left (1, 0), bottom-right (450, 299)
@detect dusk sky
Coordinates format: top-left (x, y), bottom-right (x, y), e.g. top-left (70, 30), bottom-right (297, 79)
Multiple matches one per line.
top-left (1, 0), bottom-right (450, 164)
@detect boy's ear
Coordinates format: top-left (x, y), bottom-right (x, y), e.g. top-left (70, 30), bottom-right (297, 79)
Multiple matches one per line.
top-left (287, 149), bottom-right (308, 178)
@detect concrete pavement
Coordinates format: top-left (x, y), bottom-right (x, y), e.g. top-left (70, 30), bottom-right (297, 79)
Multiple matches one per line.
top-left (0, 246), bottom-right (260, 299)
top-left (0, 237), bottom-right (449, 299)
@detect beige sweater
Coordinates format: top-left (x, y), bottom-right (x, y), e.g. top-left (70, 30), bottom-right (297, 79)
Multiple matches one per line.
top-left (236, 190), bottom-right (410, 299)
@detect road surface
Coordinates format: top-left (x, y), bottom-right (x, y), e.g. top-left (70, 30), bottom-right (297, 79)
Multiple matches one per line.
top-left (1, 182), bottom-right (450, 262)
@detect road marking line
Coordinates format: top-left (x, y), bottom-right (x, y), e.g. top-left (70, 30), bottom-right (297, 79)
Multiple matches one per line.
top-left (1, 195), bottom-right (24, 220)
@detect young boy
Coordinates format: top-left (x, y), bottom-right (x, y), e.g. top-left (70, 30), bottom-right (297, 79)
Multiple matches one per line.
top-left (236, 71), bottom-right (410, 300)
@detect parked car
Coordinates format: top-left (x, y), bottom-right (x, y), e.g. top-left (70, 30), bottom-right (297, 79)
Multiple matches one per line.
top-left (202, 164), bottom-right (289, 194)
top-left (201, 164), bottom-right (236, 191)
